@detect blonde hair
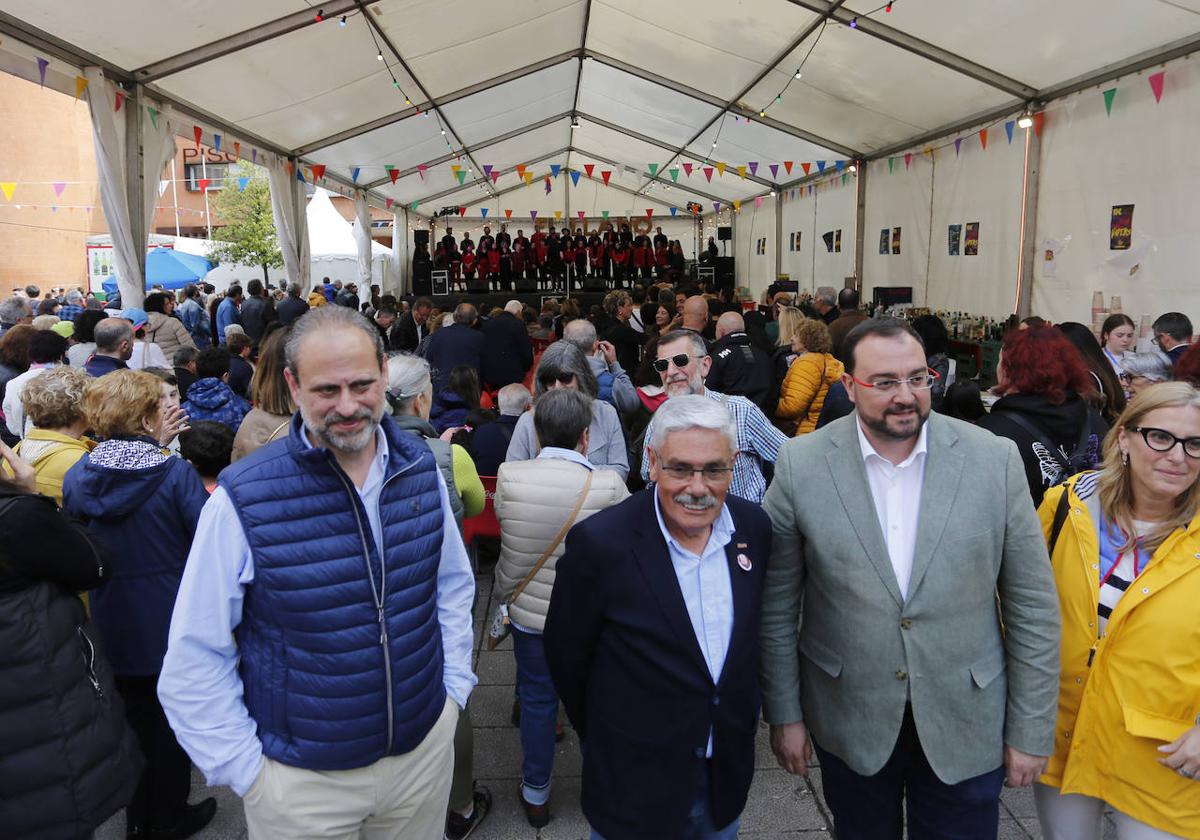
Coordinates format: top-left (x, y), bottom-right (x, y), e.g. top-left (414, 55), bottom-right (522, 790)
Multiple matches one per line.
top-left (83, 369), bottom-right (162, 439)
top-left (250, 328), bottom-right (295, 416)
top-left (776, 307), bottom-right (805, 348)
top-left (793, 318), bottom-right (833, 355)
top-left (1097, 381), bottom-right (1200, 553)
top-left (21, 366), bottom-right (91, 428)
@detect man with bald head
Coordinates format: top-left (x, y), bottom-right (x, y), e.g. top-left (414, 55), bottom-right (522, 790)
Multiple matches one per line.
top-left (562, 318), bottom-right (639, 415)
top-left (425, 302), bottom-right (486, 393)
top-left (680, 295), bottom-right (712, 337)
top-left (705, 310), bottom-right (775, 412)
top-left (481, 299), bottom-right (534, 389)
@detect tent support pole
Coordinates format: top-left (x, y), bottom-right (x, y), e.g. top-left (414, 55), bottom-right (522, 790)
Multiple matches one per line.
top-left (853, 164), bottom-right (866, 292)
top-left (774, 191), bottom-right (783, 283)
top-left (128, 83), bottom-right (147, 288)
top-left (1014, 125), bottom-right (1041, 318)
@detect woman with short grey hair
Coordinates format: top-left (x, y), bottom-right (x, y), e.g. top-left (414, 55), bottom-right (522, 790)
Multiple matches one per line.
top-left (1120, 351), bottom-right (1172, 399)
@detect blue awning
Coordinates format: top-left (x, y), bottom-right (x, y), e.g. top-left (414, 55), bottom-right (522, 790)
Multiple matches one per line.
top-left (104, 247), bottom-right (213, 294)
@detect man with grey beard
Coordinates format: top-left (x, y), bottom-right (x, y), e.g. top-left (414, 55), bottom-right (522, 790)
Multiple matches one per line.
top-left (545, 395), bottom-right (772, 839)
top-left (159, 304), bottom-right (477, 839)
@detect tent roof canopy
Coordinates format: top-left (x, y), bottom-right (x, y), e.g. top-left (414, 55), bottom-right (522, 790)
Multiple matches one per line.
top-left (1, 0), bottom-right (1198, 215)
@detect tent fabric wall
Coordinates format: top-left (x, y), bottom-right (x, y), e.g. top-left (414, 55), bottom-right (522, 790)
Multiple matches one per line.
top-left (268, 161), bottom-right (312, 290)
top-left (1032, 56), bottom-right (1200, 329)
top-left (812, 179), bottom-right (856, 293)
top-left (863, 156), bottom-right (934, 307)
top-left (734, 200), bottom-right (777, 296)
top-left (391, 210), bottom-right (405, 297)
top-left (780, 189), bottom-right (817, 293)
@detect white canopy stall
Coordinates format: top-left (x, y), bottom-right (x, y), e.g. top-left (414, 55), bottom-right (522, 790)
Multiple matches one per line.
top-left (306, 188), bottom-right (392, 291)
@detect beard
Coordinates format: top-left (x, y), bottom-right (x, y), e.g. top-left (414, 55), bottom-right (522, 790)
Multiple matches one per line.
top-left (300, 402), bottom-right (384, 453)
top-left (860, 400), bottom-right (929, 441)
top-left (664, 372), bottom-right (703, 397)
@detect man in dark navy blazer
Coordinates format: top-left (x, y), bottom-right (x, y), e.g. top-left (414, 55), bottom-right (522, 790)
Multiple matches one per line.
top-left (545, 395), bottom-right (771, 840)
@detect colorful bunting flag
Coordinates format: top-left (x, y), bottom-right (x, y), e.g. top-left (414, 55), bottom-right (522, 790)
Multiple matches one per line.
top-left (578, 210), bottom-right (585, 220)
top-left (410, 201), bottom-right (419, 211)
top-left (198, 179), bottom-right (211, 192)
top-left (737, 165), bottom-right (746, 179)
top-left (544, 176), bottom-right (551, 194)
top-left (669, 207), bottom-right (677, 217)
top-left (584, 163), bottom-right (595, 179)
top-left (450, 164), bottom-right (461, 175)
top-left (554, 210), bottom-right (562, 220)
top-left (749, 162), bottom-right (758, 176)
top-left (296, 167), bottom-right (305, 183)
top-left (351, 167), bottom-right (361, 183)
top-left (601, 210), bottom-right (609, 220)
top-left (146, 106), bottom-right (158, 128)
top-left (193, 125), bottom-right (202, 149)
top-left (703, 167), bottom-right (714, 182)
top-left (416, 164), bottom-right (427, 180)
top-left (888, 157), bottom-right (895, 173)
top-left (648, 163), bottom-right (659, 177)
top-left (483, 164), bottom-right (493, 179)
top-left (713, 202), bottom-right (721, 213)
top-left (836, 160), bottom-right (845, 173)
top-left (458, 207), bottom-right (466, 217)
top-left (212, 133), bottom-right (221, 151)
top-left (570, 170), bottom-right (581, 186)
top-left (234, 142), bottom-right (240, 159)
top-left (601, 171), bottom-right (611, 186)
top-left (801, 162), bottom-right (811, 176)
top-left (74, 76), bottom-right (88, 100)
top-left (52, 182), bottom-right (65, 198)
top-left (924, 146), bottom-right (934, 158)
top-left (754, 196), bottom-right (763, 208)
top-left (1103, 88), bottom-right (1117, 116)
top-left (481, 208), bottom-right (488, 219)
top-left (505, 209), bottom-right (513, 219)
top-left (904, 153), bottom-right (913, 169)
top-left (954, 138), bottom-right (962, 156)
top-left (1033, 112), bottom-right (1045, 137)
top-left (732, 200), bottom-right (741, 212)
top-left (390, 169), bottom-right (400, 185)
top-left (669, 168), bottom-right (679, 182)
top-left (287, 162), bottom-right (294, 176)
top-left (252, 149), bottom-right (258, 164)
top-left (1005, 121), bottom-right (1015, 144)
top-left (311, 164), bottom-right (326, 181)
top-left (979, 129), bottom-right (988, 150)
top-left (645, 209), bottom-right (653, 219)
top-left (682, 163), bottom-right (694, 177)
top-left (841, 173), bottom-right (848, 186)
top-left (36, 57), bottom-right (48, 87)
top-left (769, 164), bottom-right (779, 179)
top-left (816, 161), bottom-right (826, 174)
top-left (0, 183), bottom-right (15, 201)
top-left (530, 211), bottom-right (538, 220)
top-left (237, 177), bottom-right (249, 192)
top-left (550, 164), bottom-right (561, 179)
top-left (456, 171), bottom-right (467, 185)
top-left (715, 162), bottom-right (726, 177)
top-left (386, 198), bottom-right (394, 209)
top-left (1149, 71), bottom-right (1165, 103)
top-left (523, 172), bottom-right (533, 184)
top-left (516, 164), bottom-right (527, 178)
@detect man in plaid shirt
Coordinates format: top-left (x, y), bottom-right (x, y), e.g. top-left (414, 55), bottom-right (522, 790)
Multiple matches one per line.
top-left (57, 289), bottom-right (87, 324)
top-left (641, 329), bottom-right (787, 503)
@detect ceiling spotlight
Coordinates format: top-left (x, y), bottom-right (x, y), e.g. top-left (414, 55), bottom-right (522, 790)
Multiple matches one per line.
top-left (849, 163), bottom-right (857, 173)
top-left (339, 14), bottom-right (347, 26)
top-left (440, 128), bottom-right (446, 135)
top-left (571, 117), bottom-right (580, 129)
top-left (376, 51), bottom-right (384, 61)
top-left (405, 98), bottom-right (411, 105)
top-left (314, 9), bottom-right (324, 22)
top-left (1017, 111), bottom-right (1034, 129)
top-left (849, 17), bottom-right (858, 28)
top-left (795, 69), bottom-right (802, 79)
top-left (769, 190), bottom-right (776, 197)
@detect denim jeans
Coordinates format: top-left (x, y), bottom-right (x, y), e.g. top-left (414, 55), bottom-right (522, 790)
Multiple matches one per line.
top-left (589, 764), bottom-right (740, 840)
top-left (512, 628), bottom-right (557, 806)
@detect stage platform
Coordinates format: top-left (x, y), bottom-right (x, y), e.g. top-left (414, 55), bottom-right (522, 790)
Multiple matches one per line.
top-left (409, 287), bottom-right (612, 313)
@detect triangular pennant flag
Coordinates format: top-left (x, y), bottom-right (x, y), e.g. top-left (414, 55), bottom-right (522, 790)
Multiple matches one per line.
top-left (713, 202), bottom-right (721, 213)
top-left (550, 163), bottom-right (561, 179)
top-left (351, 167), bottom-right (361, 183)
top-left (669, 168), bottom-right (679, 182)
top-left (554, 210), bottom-right (562, 220)
top-left (737, 165), bottom-right (747, 179)
top-left (904, 153), bottom-right (913, 169)
top-left (386, 198), bottom-right (394, 209)
top-left (458, 207), bottom-right (466, 217)
top-left (74, 76), bottom-right (88, 100)
top-left (801, 162), bottom-right (811, 176)
top-left (112, 90), bottom-right (124, 111)
top-left (732, 200), bottom-right (741, 212)
top-left (504, 209), bottom-right (512, 219)
top-left (390, 169), bottom-right (400, 185)
top-left (237, 177), bottom-right (249, 192)
top-left (601, 170), bottom-right (611, 186)
top-left (980, 129), bottom-right (988, 150)
top-left (516, 164), bottom-right (527, 178)
top-left (287, 161), bottom-right (294, 176)
top-left (769, 163), bottom-right (779, 179)
top-left (584, 163), bottom-right (594, 179)
top-left (570, 170), bottom-right (581, 186)
top-left (645, 209), bottom-right (653, 219)
top-left (212, 133), bottom-right (221, 151)
top-left (456, 170), bottom-right (467, 185)
top-left (450, 164), bottom-right (461, 175)
top-left (601, 210), bottom-right (609, 220)
top-left (924, 145), bottom-right (934, 158)
top-left (703, 167), bottom-right (714, 182)
top-left (410, 201), bottom-right (419, 211)
top-left (954, 138), bottom-right (963, 156)
top-left (530, 211), bottom-right (538, 220)
top-left (715, 162), bottom-right (726, 177)
top-left (193, 125), bottom-right (202, 149)
top-left (36, 57), bottom-right (49, 87)
top-left (296, 167), bottom-right (305, 183)
top-left (483, 164), bottom-right (493, 178)
top-left (417, 164), bottom-right (428, 180)
top-left (836, 160), bottom-right (845, 173)
top-left (648, 163), bottom-right (659, 177)
top-left (544, 176), bottom-right (551, 195)
top-left (234, 142), bottom-right (240, 159)
top-left (0, 183), bottom-right (15, 201)
top-left (1149, 71), bottom-right (1165, 103)
top-left (146, 106), bottom-right (158, 128)
top-left (783, 161), bottom-right (794, 175)
top-left (490, 171), bottom-right (500, 185)
top-left (749, 162), bottom-right (758, 176)
top-left (311, 164), bottom-right (326, 180)
top-left (841, 173), bottom-right (848, 186)
top-left (198, 179), bottom-right (211, 192)
top-left (524, 172), bottom-right (533, 184)
top-left (754, 196), bottom-right (763, 208)
top-left (1033, 112), bottom-right (1045, 137)
top-left (481, 208), bottom-right (488, 219)
top-left (252, 149), bottom-right (258, 164)
top-left (1103, 87), bottom-right (1117, 116)
top-left (1005, 120), bottom-right (1015, 144)
top-left (670, 207), bottom-right (677, 217)
top-left (816, 161), bottom-right (826, 174)
top-left (682, 163), bottom-right (693, 177)
top-left (52, 182), bottom-right (66, 198)
top-left (578, 210), bottom-right (585, 220)
top-left (888, 157), bottom-right (895, 173)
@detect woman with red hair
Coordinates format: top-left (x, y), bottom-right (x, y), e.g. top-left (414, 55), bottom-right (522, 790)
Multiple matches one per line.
top-left (979, 325), bottom-right (1109, 506)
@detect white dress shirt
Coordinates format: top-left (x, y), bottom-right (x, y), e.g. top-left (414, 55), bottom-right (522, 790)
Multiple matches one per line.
top-left (856, 419), bottom-right (929, 601)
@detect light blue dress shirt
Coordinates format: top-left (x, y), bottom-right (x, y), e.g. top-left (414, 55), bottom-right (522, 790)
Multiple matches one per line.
top-left (653, 492), bottom-right (735, 757)
top-left (157, 424), bottom-right (477, 796)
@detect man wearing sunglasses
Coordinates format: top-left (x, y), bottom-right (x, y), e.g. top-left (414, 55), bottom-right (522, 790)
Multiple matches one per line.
top-left (639, 330), bottom-right (787, 503)
top-left (760, 317), bottom-right (1061, 840)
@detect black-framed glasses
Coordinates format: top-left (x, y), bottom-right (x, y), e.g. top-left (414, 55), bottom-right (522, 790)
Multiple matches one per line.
top-left (658, 464), bottom-right (735, 482)
top-left (538, 371), bottom-right (576, 387)
top-left (850, 368), bottom-right (941, 393)
top-left (652, 353), bottom-right (705, 373)
top-left (1127, 425), bottom-right (1200, 459)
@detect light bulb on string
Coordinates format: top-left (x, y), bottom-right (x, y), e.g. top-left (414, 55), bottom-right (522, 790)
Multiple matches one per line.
top-left (339, 14), bottom-right (347, 26)
top-left (795, 70), bottom-right (802, 79)
top-left (376, 51), bottom-right (383, 61)
top-left (314, 9), bottom-right (324, 22)
top-left (759, 110), bottom-right (766, 118)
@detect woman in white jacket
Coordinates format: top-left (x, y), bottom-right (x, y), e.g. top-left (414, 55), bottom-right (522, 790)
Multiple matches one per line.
top-left (494, 387), bottom-right (629, 828)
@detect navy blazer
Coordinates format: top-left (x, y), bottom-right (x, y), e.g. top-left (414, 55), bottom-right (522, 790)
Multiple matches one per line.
top-left (544, 489), bottom-right (771, 839)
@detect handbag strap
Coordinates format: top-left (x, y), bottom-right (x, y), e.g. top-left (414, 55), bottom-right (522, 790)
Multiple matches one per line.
top-left (266, 420), bottom-right (289, 443)
top-left (507, 470), bottom-right (594, 605)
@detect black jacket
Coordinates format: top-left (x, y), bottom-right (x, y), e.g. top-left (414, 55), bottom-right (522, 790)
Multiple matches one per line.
top-left (0, 488), bottom-right (142, 839)
top-left (706, 332), bottom-right (775, 413)
top-left (394, 310), bottom-right (424, 353)
top-left (977, 391), bottom-right (1109, 507)
top-left (602, 321), bottom-right (643, 375)
top-left (469, 414), bottom-right (520, 476)
top-left (276, 295), bottom-right (309, 327)
top-left (238, 294), bottom-right (275, 344)
top-left (545, 490), bottom-right (771, 839)
top-left (425, 323), bottom-right (486, 394)
top-left (480, 312), bottom-right (533, 388)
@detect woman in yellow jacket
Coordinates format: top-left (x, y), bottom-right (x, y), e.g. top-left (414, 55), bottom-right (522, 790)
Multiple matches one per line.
top-left (13, 366), bottom-right (94, 505)
top-left (775, 318), bottom-right (844, 435)
top-left (1036, 381), bottom-right (1200, 839)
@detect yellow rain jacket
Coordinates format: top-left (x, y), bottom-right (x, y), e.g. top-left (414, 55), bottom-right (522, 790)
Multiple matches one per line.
top-left (1038, 472), bottom-right (1200, 837)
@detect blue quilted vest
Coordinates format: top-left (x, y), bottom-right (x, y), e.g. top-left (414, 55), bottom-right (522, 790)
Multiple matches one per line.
top-left (219, 413), bottom-right (446, 771)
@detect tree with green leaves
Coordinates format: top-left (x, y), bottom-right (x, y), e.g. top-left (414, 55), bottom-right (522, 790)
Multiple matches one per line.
top-left (207, 164), bottom-right (282, 287)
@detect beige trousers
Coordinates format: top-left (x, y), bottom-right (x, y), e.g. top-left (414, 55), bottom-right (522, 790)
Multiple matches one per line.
top-left (244, 696), bottom-right (458, 840)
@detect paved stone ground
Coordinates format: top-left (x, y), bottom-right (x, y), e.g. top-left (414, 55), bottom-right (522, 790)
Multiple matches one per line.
top-left (99, 561), bottom-right (1115, 840)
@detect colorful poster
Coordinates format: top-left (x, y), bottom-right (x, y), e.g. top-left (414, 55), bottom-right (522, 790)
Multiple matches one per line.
top-left (1110, 204), bottom-right (1134, 250)
top-left (822, 230), bottom-right (835, 252)
top-left (834, 229), bottom-right (842, 253)
top-left (891, 227), bottom-right (902, 255)
top-left (789, 232), bottom-right (795, 252)
top-left (964, 222), bottom-right (980, 256)
top-left (948, 224), bottom-right (962, 255)
top-left (794, 231), bottom-right (802, 252)
top-left (879, 228), bottom-right (890, 255)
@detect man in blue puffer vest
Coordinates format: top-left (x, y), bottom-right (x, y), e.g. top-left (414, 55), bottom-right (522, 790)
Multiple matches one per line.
top-left (158, 305), bottom-right (477, 838)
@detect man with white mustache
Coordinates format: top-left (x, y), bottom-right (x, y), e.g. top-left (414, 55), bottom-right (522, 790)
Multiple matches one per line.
top-left (159, 305), bottom-right (477, 839)
top-left (545, 395), bottom-right (772, 839)
top-left (639, 329), bottom-right (787, 503)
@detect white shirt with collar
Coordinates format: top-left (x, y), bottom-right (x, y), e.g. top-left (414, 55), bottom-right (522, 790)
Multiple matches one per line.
top-left (536, 446), bottom-right (594, 470)
top-left (856, 418), bottom-right (929, 601)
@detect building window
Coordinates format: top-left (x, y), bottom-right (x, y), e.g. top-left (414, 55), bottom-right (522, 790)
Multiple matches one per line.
top-left (184, 163), bottom-right (227, 192)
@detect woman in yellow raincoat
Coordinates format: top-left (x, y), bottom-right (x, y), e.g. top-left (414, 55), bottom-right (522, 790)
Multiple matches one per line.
top-left (1036, 382), bottom-right (1200, 839)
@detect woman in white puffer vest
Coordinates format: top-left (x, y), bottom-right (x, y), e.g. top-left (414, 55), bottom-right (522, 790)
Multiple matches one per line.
top-left (494, 387), bottom-right (628, 827)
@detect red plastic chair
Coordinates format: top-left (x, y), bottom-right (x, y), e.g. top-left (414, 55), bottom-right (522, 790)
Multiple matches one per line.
top-left (462, 475), bottom-right (501, 572)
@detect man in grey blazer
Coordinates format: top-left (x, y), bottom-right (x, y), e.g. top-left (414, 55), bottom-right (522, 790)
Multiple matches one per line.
top-left (760, 317), bottom-right (1060, 839)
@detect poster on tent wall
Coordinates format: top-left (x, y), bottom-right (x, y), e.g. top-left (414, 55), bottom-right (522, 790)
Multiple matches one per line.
top-left (891, 227), bottom-right (902, 255)
top-left (1110, 204), bottom-right (1134, 250)
top-left (879, 229), bottom-right (890, 254)
top-left (964, 223), bottom-right (980, 256)
top-left (948, 225), bottom-right (962, 255)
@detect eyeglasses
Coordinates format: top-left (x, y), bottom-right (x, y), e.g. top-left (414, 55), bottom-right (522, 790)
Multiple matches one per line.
top-left (850, 368), bottom-right (940, 393)
top-left (653, 354), bottom-right (705, 372)
top-left (538, 372), bottom-right (575, 387)
top-left (1127, 425), bottom-right (1200, 459)
top-left (659, 464), bottom-right (734, 482)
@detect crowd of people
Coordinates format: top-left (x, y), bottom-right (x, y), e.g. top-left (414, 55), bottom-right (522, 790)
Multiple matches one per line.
top-left (1, 273), bottom-right (1199, 840)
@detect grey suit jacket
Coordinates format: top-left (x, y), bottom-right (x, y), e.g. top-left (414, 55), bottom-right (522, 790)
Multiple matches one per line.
top-left (760, 412), bottom-right (1060, 784)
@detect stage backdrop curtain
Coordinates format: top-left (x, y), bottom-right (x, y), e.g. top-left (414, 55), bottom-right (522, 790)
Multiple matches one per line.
top-left (353, 189), bottom-right (373, 288)
top-left (267, 160), bottom-right (311, 291)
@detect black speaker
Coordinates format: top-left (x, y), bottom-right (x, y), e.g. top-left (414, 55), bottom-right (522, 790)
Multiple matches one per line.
top-left (715, 256), bottom-right (735, 289)
top-left (717, 226), bottom-right (732, 242)
top-left (414, 229), bottom-right (429, 247)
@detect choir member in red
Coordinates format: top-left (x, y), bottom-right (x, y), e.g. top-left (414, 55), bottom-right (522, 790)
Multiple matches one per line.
top-left (461, 245), bottom-right (477, 287)
top-left (631, 240), bottom-right (647, 280)
top-left (514, 228), bottom-right (530, 253)
top-left (534, 234), bottom-right (549, 285)
top-left (476, 242), bottom-right (492, 285)
top-left (498, 243), bottom-right (513, 292)
top-left (654, 242), bottom-right (670, 278)
top-left (562, 237), bottom-right (576, 287)
top-left (487, 244), bottom-right (502, 289)
top-left (589, 238), bottom-right (607, 280)
top-left (610, 241), bottom-right (630, 288)
top-left (509, 241), bottom-right (525, 286)
top-left (478, 225), bottom-right (494, 252)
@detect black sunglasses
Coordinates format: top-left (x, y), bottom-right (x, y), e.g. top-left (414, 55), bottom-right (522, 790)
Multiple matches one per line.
top-left (652, 353), bottom-right (703, 373)
top-left (538, 371), bottom-right (576, 386)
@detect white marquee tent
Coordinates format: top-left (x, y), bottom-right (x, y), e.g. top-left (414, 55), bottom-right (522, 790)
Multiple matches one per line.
top-left (1, 0), bottom-right (1198, 325)
top-left (307, 187), bottom-right (393, 289)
